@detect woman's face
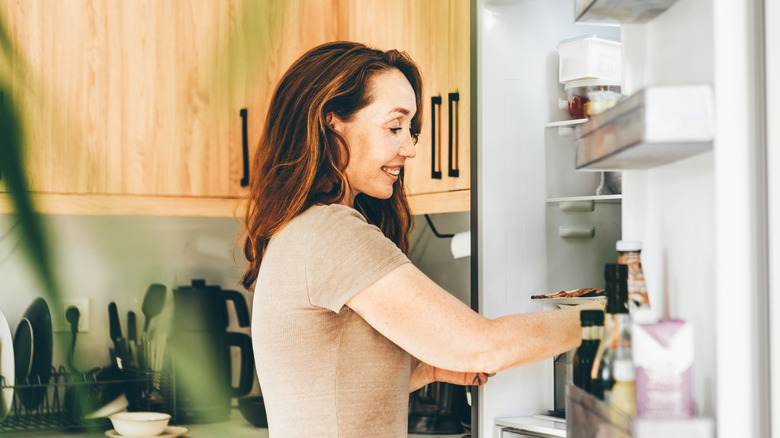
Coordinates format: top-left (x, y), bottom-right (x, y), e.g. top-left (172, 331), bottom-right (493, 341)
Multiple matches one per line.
top-left (331, 68), bottom-right (417, 206)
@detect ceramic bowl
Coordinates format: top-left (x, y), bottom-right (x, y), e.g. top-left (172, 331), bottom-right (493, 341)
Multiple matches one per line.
top-left (109, 411), bottom-right (170, 437)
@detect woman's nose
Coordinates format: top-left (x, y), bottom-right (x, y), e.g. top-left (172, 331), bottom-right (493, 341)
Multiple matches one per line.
top-left (400, 133), bottom-right (417, 158)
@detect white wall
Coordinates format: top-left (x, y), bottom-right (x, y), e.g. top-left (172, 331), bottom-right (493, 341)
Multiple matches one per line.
top-left (0, 214), bottom-right (249, 374)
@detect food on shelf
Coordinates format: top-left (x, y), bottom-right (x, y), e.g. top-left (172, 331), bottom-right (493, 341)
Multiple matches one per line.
top-left (531, 287), bottom-right (604, 299)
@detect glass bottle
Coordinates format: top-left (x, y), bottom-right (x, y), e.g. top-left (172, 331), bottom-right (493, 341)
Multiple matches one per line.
top-left (573, 309), bottom-right (604, 395)
top-left (616, 240), bottom-right (650, 319)
top-left (591, 263), bottom-right (634, 417)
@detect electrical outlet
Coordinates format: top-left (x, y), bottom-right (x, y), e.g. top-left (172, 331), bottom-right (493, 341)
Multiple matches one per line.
top-left (54, 298), bottom-right (90, 332)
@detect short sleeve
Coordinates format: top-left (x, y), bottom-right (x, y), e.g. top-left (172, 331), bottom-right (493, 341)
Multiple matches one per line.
top-left (305, 205), bottom-right (410, 312)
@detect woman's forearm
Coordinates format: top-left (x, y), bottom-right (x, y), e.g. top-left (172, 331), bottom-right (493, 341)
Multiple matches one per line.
top-left (409, 359), bottom-right (434, 392)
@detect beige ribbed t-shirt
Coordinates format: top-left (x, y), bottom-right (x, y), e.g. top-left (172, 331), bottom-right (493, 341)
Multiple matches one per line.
top-left (251, 204), bottom-right (412, 437)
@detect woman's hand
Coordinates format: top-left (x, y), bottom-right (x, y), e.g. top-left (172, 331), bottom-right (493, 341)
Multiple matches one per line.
top-left (410, 360), bottom-right (493, 392)
top-left (433, 367), bottom-right (493, 386)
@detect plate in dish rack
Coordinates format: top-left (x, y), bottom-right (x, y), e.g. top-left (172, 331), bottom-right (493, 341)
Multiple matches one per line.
top-left (105, 426), bottom-right (189, 437)
top-left (0, 310), bottom-right (14, 421)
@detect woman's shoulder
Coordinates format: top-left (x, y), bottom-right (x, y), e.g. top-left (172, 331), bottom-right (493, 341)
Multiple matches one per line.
top-left (296, 203), bottom-right (367, 226)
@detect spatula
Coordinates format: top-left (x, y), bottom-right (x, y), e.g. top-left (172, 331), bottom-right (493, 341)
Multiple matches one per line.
top-left (142, 283), bottom-right (167, 332)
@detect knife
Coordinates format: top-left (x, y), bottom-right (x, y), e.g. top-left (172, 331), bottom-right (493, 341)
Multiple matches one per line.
top-left (108, 302), bottom-right (123, 357)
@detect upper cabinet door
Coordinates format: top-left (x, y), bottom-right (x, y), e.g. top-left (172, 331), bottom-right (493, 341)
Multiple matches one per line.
top-left (343, 0), bottom-right (471, 199)
top-left (4, 0), bottom-right (347, 199)
top-left (446, 0), bottom-right (471, 193)
top-left (5, 1), bottom-right (243, 197)
top-left (227, 0), bottom-right (343, 194)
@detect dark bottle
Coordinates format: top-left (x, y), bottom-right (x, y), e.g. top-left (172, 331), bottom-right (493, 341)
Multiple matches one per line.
top-left (591, 263), bottom-right (629, 401)
top-left (573, 309), bottom-right (604, 394)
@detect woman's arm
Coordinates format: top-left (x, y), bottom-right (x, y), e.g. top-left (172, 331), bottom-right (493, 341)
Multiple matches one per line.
top-left (409, 357), bottom-right (491, 392)
top-left (347, 263), bottom-right (600, 375)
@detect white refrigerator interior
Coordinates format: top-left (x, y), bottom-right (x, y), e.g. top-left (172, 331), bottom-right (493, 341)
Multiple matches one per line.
top-left (477, 0), bottom-right (771, 436)
top-left (477, 1), bottom-right (620, 437)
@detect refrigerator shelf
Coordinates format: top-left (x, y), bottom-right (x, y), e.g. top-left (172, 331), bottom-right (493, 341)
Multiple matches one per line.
top-left (573, 84), bottom-right (714, 170)
top-left (546, 118), bottom-right (588, 136)
top-left (574, 0), bottom-right (680, 25)
top-left (546, 194), bottom-right (622, 204)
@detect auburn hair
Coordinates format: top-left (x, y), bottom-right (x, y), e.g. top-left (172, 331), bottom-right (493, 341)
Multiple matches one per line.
top-left (241, 41), bottom-right (423, 291)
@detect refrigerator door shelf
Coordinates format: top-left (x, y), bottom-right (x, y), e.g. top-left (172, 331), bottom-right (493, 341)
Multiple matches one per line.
top-left (496, 416), bottom-right (566, 438)
top-left (573, 85), bottom-right (714, 171)
top-left (575, 0), bottom-right (680, 25)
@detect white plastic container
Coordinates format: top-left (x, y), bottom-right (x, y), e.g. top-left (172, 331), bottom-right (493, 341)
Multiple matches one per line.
top-left (557, 35), bottom-right (622, 84)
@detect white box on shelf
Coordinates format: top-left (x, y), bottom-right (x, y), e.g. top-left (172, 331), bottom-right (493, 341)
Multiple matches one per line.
top-left (557, 35), bottom-right (621, 84)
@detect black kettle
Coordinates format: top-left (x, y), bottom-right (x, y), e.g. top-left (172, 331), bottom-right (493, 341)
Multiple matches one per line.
top-left (169, 280), bottom-right (254, 424)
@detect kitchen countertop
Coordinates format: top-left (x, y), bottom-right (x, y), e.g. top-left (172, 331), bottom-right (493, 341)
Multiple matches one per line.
top-left (11, 409), bottom-right (469, 437)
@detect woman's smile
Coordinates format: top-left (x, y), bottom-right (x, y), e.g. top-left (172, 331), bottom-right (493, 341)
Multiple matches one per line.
top-left (382, 166), bottom-right (402, 179)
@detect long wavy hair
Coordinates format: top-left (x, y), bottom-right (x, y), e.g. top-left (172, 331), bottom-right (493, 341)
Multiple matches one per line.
top-left (241, 41), bottom-right (423, 291)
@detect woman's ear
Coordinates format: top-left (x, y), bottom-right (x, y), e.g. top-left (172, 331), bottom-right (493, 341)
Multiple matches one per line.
top-left (327, 112), bottom-right (343, 133)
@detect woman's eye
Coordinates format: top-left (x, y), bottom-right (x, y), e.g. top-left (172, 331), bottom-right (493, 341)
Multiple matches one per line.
top-left (390, 127), bottom-right (403, 134)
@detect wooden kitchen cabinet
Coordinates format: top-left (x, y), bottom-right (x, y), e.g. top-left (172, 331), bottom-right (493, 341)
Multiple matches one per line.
top-left (0, 0), bottom-right (468, 216)
top-left (342, 0), bottom-right (472, 214)
top-left (3, 1), bottom-right (242, 198)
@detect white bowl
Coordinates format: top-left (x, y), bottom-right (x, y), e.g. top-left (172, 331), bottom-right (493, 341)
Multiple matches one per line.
top-left (109, 412), bottom-right (171, 437)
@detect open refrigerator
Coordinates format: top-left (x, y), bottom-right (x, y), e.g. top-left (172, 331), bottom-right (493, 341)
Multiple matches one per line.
top-left (475, 0), bottom-right (775, 437)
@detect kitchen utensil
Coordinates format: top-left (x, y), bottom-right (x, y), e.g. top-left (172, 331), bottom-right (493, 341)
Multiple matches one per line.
top-left (142, 284), bottom-right (167, 332)
top-left (127, 311), bottom-right (137, 342)
top-left (14, 298), bottom-right (53, 411)
top-left (0, 310), bottom-right (15, 421)
top-left (65, 305), bottom-right (80, 372)
top-left (237, 396), bottom-right (268, 427)
top-left (127, 311), bottom-right (138, 368)
top-left (108, 302), bottom-right (122, 341)
top-left (108, 302), bottom-right (126, 364)
top-left (109, 411), bottom-right (171, 437)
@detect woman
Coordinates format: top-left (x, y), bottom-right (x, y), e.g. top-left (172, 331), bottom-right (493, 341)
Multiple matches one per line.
top-left (242, 41), bottom-right (598, 437)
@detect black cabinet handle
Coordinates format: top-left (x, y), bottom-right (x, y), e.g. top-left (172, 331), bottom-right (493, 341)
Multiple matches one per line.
top-left (0, 91), bottom-right (3, 180)
top-left (240, 108), bottom-right (249, 187)
top-left (448, 92), bottom-right (460, 178)
top-left (431, 96), bottom-right (442, 179)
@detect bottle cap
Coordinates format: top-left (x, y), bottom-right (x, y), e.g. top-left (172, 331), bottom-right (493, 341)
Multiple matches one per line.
top-left (580, 309), bottom-right (604, 326)
top-left (616, 240), bottom-right (642, 252)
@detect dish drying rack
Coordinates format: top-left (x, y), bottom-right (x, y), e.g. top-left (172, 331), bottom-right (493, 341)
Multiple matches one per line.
top-left (0, 365), bottom-right (175, 434)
